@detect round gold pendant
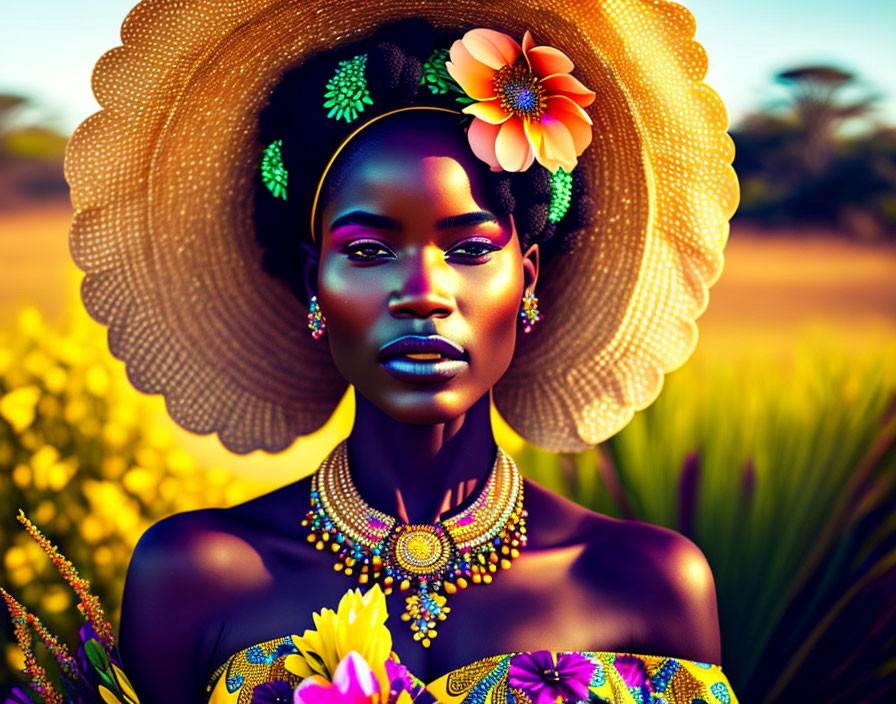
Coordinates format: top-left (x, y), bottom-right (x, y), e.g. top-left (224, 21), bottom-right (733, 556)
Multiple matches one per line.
top-left (392, 525), bottom-right (451, 576)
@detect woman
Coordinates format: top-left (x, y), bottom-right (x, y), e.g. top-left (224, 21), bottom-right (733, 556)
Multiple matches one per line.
top-left (46, 0), bottom-right (737, 702)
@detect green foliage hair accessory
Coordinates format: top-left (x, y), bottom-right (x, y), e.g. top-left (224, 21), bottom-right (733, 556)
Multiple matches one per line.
top-left (421, 47), bottom-right (476, 104)
top-left (548, 166), bottom-right (574, 223)
top-left (324, 53), bottom-right (374, 123)
top-left (261, 139), bottom-right (288, 200)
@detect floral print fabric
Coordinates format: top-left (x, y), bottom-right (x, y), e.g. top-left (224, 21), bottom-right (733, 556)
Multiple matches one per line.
top-left (426, 650), bottom-right (738, 703)
top-left (207, 645), bottom-right (737, 704)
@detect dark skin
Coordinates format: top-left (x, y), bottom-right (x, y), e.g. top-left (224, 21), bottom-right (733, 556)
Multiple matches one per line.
top-left (118, 122), bottom-right (722, 704)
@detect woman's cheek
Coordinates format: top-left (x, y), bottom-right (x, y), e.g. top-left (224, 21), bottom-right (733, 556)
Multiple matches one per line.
top-left (317, 261), bottom-right (380, 368)
top-left (469, 254), bottom-right (524, 358)
top-left (318, 259), bottom-right (374, 320)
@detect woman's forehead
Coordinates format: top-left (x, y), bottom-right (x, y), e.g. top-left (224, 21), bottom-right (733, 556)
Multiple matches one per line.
top-left (324, 136), bottom-right (493, 221)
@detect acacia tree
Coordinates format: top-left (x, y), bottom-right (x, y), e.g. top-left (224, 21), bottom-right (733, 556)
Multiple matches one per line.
top-left (775, 65), bottom-right (877, 174)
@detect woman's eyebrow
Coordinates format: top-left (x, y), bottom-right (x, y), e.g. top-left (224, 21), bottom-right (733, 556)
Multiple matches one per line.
top-left (330, 211), bottom-right (400, 232)
top-left (436, 211), bottom-right (498, 229)
top-left (329, 210), bottom-right (498, 232)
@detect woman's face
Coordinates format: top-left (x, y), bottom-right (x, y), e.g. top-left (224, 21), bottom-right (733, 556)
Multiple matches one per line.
top-left (312, 124), bottom-right (538, 425)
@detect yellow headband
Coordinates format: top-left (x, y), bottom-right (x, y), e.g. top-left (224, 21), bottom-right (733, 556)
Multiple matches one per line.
top-left (309, 105), bottom-right (464, 243)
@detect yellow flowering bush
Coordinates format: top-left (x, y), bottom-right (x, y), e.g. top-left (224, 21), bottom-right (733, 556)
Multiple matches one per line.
top-left (0, 307), bottom-right (264, 691)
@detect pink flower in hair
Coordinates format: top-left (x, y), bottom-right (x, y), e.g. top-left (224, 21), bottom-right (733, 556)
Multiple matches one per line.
top-left (445, 28), bottom-right (596, 173)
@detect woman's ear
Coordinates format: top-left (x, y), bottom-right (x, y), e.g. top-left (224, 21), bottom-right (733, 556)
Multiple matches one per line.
top-left (300, 241), bottom-right (320, 304)
top-left (522, 242), bottom-right (539, 295)
top-left (510, 214), bottom-right (539, 294)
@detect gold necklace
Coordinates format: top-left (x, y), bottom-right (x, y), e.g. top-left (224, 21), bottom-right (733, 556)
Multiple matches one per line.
top-left (302, 440), bottom-right (527, 647)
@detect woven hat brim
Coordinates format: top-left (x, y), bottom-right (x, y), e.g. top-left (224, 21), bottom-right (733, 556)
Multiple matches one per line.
top-left (66, 0), bottom-right (738, 454)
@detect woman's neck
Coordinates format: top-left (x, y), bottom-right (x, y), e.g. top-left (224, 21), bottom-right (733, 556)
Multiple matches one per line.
top-left (346, 390), bottom-right (497, 524)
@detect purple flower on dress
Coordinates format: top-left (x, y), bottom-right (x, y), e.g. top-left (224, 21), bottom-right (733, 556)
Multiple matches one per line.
top-left (613, 655), bottom-right (652, 701)
top-left (508, 651), bottom-right (593, 704)
top-left (383, 659), bottom-right (438, 703)
top-left (251, 680), bottom-right (295, 703)
top-left (385, 658), bottom-right (414, 695)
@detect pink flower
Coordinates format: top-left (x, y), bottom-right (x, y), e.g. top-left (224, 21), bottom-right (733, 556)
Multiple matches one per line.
top-left (446, 28), bottom-right (596, 173)
top-left (293, 651), bottom-right (380, 704)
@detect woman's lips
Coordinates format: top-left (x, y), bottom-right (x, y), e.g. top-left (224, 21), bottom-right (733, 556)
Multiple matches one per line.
top-left (377, 336), bottom-right (469, 383)
top-left (379, 355), bottom-right (469, 383)
top-left (377, 334), bottom-right (467, 361)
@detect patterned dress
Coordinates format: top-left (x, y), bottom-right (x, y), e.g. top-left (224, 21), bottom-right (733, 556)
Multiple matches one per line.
top-left (205, 636), bottom-right (738, 704)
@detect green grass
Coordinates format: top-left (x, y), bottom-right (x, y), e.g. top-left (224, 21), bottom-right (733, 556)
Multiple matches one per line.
top-left (516, 327), bottom-right (896, 701)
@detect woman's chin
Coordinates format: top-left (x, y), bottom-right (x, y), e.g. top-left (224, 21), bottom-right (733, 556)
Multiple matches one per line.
top-left (361, 386), bottom-right (480, 426)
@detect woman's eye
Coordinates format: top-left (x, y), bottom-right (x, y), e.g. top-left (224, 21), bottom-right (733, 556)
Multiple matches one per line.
top-left (342, 241), bottom-right (393, 261)
top-left (448, 240), bottom-right (500, 259)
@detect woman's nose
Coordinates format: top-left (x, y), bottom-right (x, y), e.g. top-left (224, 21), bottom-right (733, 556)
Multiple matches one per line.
top-left (388, 246), bottom-right (455, 319)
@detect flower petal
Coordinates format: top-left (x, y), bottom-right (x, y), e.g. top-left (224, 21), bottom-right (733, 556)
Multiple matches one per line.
top-left (522, 30), bottom-right (536, 55)
top-left (333, 585), bottom-right (391, 698)
top-left (545, 95), bottom-right (593, 154)
top-left (332, 651), bottom-right (379, 700)
top-left (541, 73), bottom-right (597, 108)
top-left (537, 114), bottom-right (577, 173)
top-left (446, 39), bottom-right (497, 101)
top-left (293, 675), bottom-right (337, 704)
top-left (462, 99), bottom-right (512, 125)
top-left (509, 651), bottom-right (555, 689)
top-left (526, 45), bottom-right (574, 77)
top-left (614, 655), bottom-right (650, 689)
top-left (555, 652), bottom-right (596, 687)
top-left (467, 118), bottom-right (502, 171)
top-left (523, 118), bottom-right (544, 157)
top-left (462, 28), bottom-right (521, 70)
top-left (521, 145), bottom-right (536, 171)
top-left (495, 118), bottom-right (534, 172)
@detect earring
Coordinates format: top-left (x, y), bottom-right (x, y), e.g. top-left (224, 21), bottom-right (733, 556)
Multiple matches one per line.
top-left (307, 295), bottom-right (327, 339)
top-left (519, 290), bottom-right (543, 334)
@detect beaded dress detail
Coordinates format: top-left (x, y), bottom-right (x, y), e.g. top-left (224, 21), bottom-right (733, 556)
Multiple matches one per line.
top-left (303, 440), bottom-right (527, 647)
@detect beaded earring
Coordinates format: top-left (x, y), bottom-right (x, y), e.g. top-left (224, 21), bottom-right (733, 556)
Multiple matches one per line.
top-left (519, 290), bottom-right (543, 333)
top-left (307, 295), bottom-right (327, 339)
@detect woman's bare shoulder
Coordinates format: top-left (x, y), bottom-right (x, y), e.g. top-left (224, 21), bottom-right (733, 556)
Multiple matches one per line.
top-left (523, 477), bottom-right (722, 662)
top-left (124, 475), bottom-right (315, 590)
top-left (118, 478), bottom-right (315, 703)
top-left (524, 475), bottom-right (715, 570)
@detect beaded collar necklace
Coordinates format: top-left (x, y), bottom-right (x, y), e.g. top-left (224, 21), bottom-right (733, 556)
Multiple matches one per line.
top-left (303, 440), bottom-right (527, 647)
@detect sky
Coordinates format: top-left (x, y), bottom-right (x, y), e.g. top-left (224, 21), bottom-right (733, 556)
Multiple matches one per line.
top-left (1, 0), bottom-right (895, 135)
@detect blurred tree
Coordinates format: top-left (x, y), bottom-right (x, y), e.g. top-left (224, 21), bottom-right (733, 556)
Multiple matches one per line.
top-left (0, 93), bottom-right (68, 207)
top-left (731, 64), bottom-right (894, 239)
top-left (0, 95), bottom-right (28, 136)
top-left (775, 65), bottom-right (878, 175)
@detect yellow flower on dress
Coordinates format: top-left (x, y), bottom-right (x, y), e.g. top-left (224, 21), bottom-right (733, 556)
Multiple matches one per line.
top-left (286, 584), bottom-right (392, 699)
top-left (446, 28), bottom-right (596, 173)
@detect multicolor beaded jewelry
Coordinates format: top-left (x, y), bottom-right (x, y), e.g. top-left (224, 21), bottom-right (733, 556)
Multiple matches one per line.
top-left (519, 290), bottom-right (543, 333)
top-left (302, 440), bottom-right (527, 647)
top-left (307, 295), bottom-right (326, 339)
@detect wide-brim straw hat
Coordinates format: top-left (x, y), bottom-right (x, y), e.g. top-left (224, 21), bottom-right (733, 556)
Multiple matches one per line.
top-left (66, 0), bottom-right (738, 454)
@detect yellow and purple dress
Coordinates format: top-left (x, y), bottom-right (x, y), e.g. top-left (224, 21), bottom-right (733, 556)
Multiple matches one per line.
top-left (206, 635), bottom-right (739, 704)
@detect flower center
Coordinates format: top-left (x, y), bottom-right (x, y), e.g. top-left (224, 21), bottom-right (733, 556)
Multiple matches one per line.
top-left (542, 668), bottom-right (562, 681)
top-left (493, 63), bottom-right (546, 121)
